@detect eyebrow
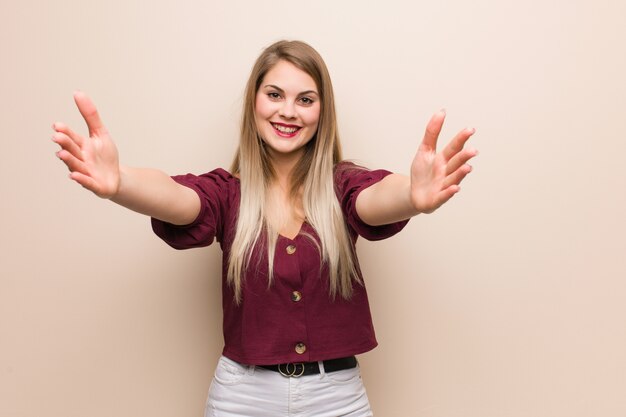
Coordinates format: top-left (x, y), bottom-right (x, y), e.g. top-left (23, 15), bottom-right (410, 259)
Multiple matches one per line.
top-left (263, 84), bottom-right (319, 96)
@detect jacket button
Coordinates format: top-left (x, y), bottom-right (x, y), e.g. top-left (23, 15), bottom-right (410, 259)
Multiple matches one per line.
top-left (295, 343), bottom-right (307, 354)
top-left (286, 244), bottom-right (296, 255)
top-left (291, 291), bottom-right (302, 302)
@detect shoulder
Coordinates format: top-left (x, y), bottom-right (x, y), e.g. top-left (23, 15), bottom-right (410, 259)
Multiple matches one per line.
top-left (193, 168), bottom-right (238, 183)
top-left (334, 160), bottom-right (367, 173)
top-left (169, 168), bottom-right (241, 219)
top-left (172, 168), bottom-right (240, 194)
top-left (333, 160), bottom-right (369, 185)
top-left (334, 160), bottom-right (394, 191)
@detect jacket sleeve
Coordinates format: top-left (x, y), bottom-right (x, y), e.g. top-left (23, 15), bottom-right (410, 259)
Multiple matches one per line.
top-left (151, 168), bottom-right (235, 249)
top-left (335, 162), bottom-right (409, 241)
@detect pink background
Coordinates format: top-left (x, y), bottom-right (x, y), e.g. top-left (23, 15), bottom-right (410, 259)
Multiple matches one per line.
top-left (2, 0), bottom-right (625, 416)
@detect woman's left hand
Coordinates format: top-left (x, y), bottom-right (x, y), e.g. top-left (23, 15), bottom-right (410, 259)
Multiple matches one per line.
top-left (410, 110), bottom-right (477, 214)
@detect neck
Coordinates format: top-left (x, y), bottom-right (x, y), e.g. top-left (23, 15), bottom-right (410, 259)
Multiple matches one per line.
top-left (268, 150), bottom-right (303, 189)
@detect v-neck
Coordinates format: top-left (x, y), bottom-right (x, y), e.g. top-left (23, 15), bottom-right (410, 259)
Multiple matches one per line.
top-left (278, 221), bottom-right (306, 241)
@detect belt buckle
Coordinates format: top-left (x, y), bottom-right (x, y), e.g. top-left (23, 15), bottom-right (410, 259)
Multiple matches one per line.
top-left (278, 362), bottom-right (305, 378)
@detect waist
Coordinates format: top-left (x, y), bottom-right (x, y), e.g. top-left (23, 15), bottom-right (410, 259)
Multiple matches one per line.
top-left (257, 356), bottom-right (358, 377)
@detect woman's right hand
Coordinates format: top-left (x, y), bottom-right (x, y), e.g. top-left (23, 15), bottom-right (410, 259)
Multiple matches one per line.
top-left (52, 91), bottom-right (120, 199)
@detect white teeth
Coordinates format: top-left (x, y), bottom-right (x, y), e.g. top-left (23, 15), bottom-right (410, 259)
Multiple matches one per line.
top-left (272, 123), bottom-right (299, 134)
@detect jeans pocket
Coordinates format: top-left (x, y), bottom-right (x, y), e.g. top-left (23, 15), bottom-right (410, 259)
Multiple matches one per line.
top-left (324, 365), bottom-right (362, 385)
top-left (213, 356), bottom-right (249, 386)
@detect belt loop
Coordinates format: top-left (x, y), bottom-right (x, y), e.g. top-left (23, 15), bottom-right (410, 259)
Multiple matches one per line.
top-left (318, 360), bottom-right (326, 377)
top-left (247, 364), bottom-right (255, 376)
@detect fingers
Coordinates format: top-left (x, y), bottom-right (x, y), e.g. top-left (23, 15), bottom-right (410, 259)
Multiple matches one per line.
top-left (420, 110), bottom-right (446, 152)
top-left (443, 164), bottom-right (472, 190)
top-left (441, 125), bottom-right (477, 189)
top-left (446, 146), bottom-right (478, 176)
top-left (411, 112), bottom-right (477, 213)
top-left (56, 148), bottom-right (87, 175)
top-left (440, 185), bottom-right (459, 202)
top-left (52, 121), bottom-right (84, 148)
top-left (52, 122), bottom-right (90, 182)
top-left (442, 143), bottom-right (477, 190)
top-left (69, 171), bottom-right (99, 194)
top-left (441, 127), bottom-right (475, 162)
top-left (73, 91), bottom-right (107, 137)
top-left (431, 186), bottom-right (459, 213)
top-left (52, 131), bottom-right (83, 161)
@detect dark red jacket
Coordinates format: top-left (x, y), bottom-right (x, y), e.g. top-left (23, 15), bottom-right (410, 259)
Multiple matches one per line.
top-left (151, 162), bottom-right (408, 364)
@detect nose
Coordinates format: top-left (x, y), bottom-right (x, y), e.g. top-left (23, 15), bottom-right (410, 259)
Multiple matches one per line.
top-left (279, 100), bottom-right (296, 119)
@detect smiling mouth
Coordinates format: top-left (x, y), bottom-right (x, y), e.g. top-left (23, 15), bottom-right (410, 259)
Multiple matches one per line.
top-left (271, 122), bottom-right (301, 136)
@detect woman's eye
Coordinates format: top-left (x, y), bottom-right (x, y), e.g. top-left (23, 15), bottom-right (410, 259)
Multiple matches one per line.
top-left (268, 92), bottom-right (281, 99)
top-left (299, 97), bottom-right (314, 105)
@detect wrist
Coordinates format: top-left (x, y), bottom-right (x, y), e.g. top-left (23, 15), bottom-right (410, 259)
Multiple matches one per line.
top-left (110, 164), bottom-right (128, 201)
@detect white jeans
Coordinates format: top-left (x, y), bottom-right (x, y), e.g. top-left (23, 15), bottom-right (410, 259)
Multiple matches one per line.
top-left (205, 356), bottom-right (373, 417)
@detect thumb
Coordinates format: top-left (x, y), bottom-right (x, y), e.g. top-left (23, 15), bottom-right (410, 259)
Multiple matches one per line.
top-left (73, 91), bottom-right (107, 137)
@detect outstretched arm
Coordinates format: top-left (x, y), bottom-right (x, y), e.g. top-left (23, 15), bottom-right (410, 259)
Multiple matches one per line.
top-left (356, 110), bottom-right (477, 226)
top-left (52, 92), bottom-right (200, 225)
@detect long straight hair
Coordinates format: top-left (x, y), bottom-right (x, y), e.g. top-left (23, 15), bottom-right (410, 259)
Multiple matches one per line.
top-left (228, 40), bottom-right (360, 304)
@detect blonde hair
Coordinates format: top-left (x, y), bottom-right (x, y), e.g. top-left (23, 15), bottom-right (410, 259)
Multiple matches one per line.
top-left (228, 40), bottom-right (360, 304)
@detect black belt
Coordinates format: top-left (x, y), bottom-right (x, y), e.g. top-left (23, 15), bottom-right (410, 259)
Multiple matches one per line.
top-left (258, 356), bottom-right (357, 377)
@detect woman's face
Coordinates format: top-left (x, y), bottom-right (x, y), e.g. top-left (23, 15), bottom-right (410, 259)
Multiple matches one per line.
top-left (255, 60), bottom-right (321, 163)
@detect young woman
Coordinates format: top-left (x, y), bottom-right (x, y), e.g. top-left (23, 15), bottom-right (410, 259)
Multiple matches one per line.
top-left (52, 40), bottom-right (477, 416)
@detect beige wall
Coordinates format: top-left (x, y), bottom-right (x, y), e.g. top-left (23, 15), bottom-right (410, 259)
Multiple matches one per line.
top-left (2, 0), bottom-right (625, 416)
